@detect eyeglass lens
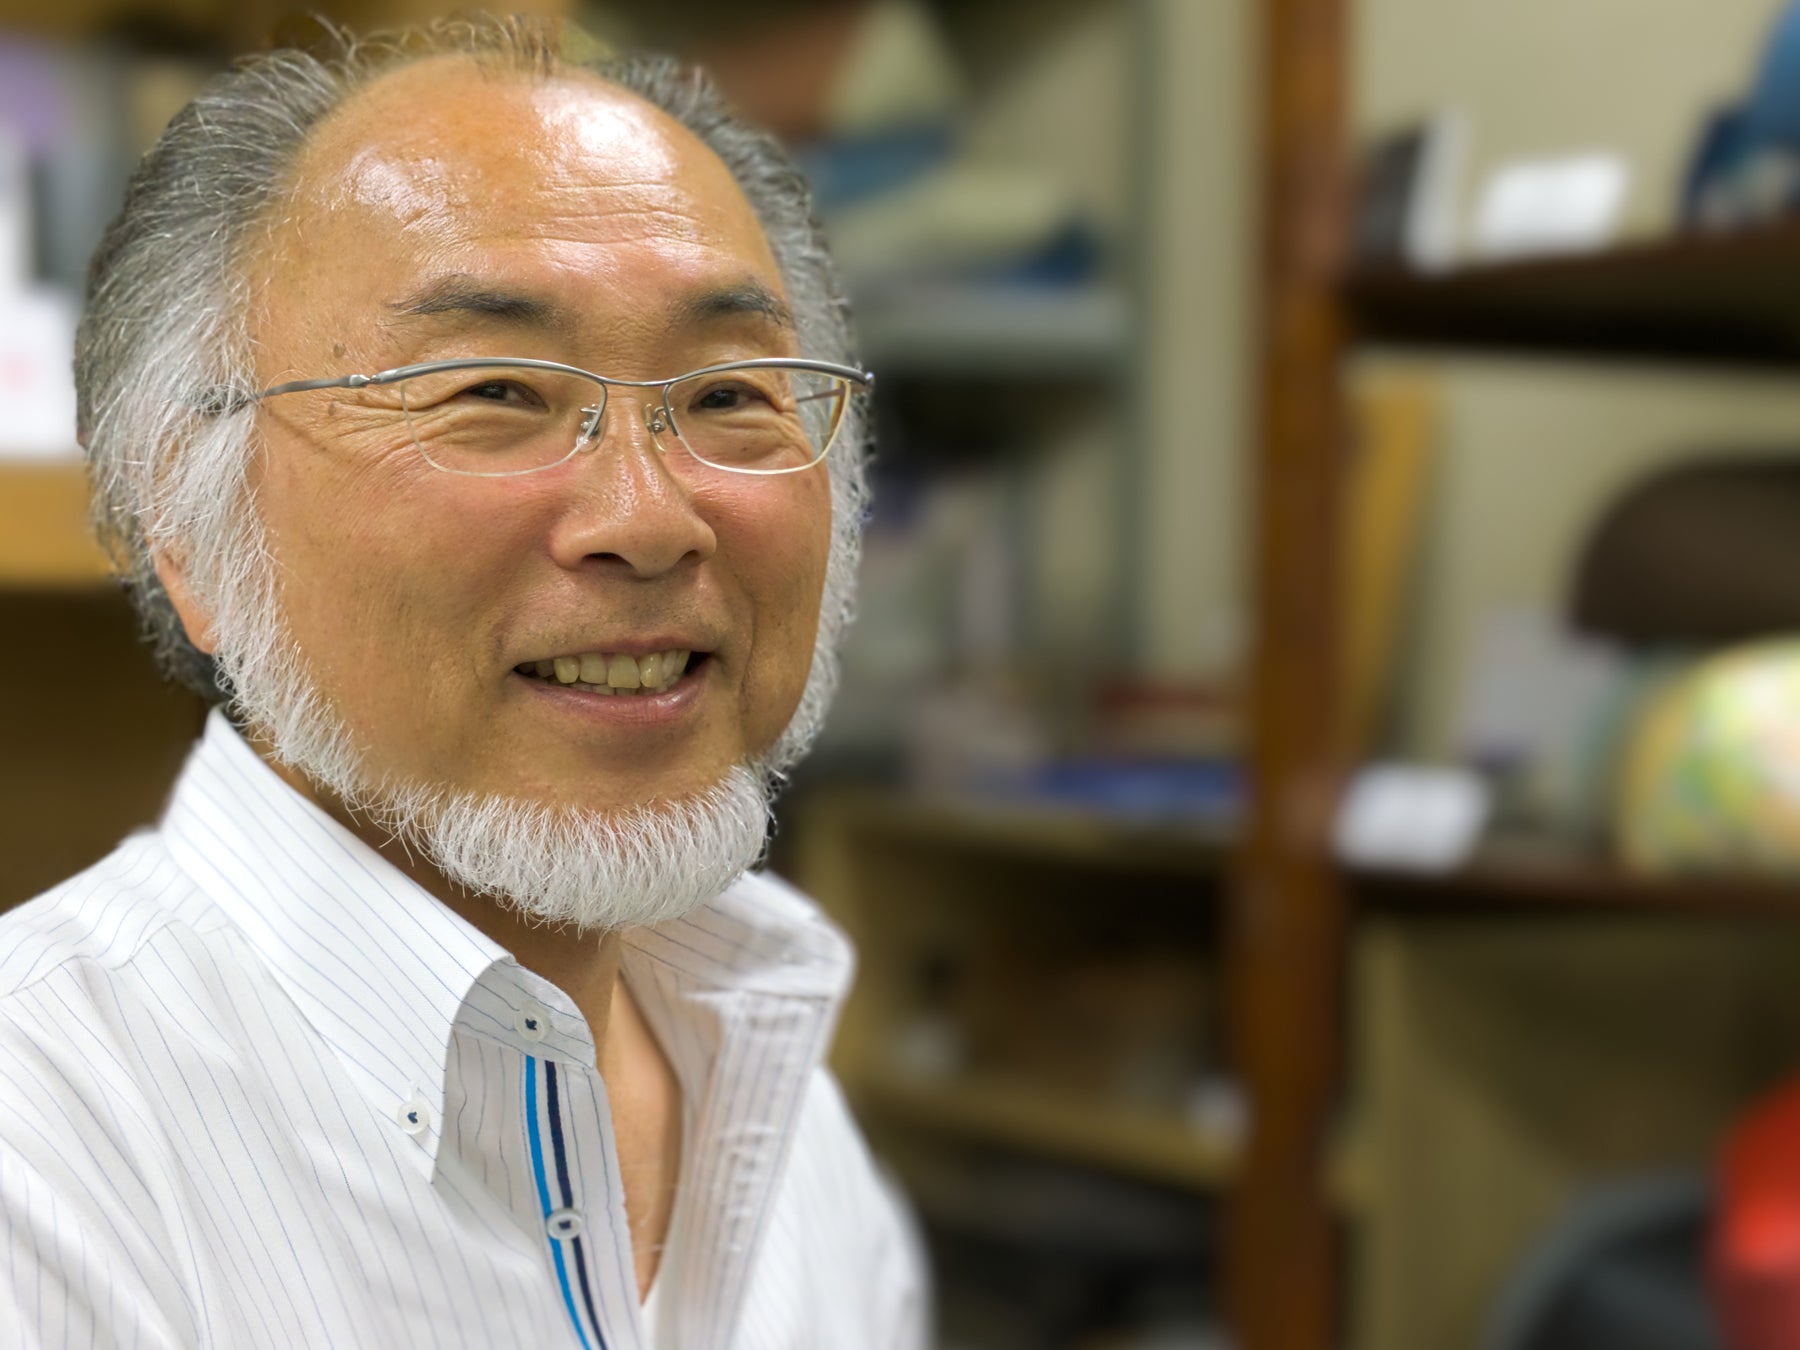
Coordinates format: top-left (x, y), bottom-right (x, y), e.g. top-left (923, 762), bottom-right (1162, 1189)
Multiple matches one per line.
top-left (396, 365), bottom-right (851, 477)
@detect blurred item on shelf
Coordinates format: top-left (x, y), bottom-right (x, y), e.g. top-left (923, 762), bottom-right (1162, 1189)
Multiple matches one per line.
top-left (684, 0), bottom-right (962, 144)
top-left (1342, 376), bottom-right (1438, 759)
top-left (1482, 1171), bottom-right (1715, 1350)
top-left (681, 0), bottom-right (1099, 293)
top-left (1560, 451), bottom-right (1800, 876)
top-left (0, 33), bottom-right (212, 460)
top-left (1334, 763), bottom-right (1491, 875)
top-left (1351, 111), bottom-right (1466, 272)
top-left (1616, 639), bottom-right (1800, 878)
top-left (1469, 152), bottom-right (1629, 262)
top-left (965, 758), bottom-right (1242, 832)
top-left (1684, 0), bottom-right (1800, 230)
top-left (1089, 677), bottom-right (1240, 762)
top-left (0, 36), bottom-right (208, 291)
top-left (1572, 453), bottom-right (1800, 647)
top-left (0, 289), bottom-right (78, 459)
top-left (1716, 1074), bottom-right (1800, 1350)
top-left (1454, 605), bottom-right (1635, 842)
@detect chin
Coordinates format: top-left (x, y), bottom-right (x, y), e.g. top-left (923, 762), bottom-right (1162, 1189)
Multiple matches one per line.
top-left (405, 763), bottom-right (775, 931)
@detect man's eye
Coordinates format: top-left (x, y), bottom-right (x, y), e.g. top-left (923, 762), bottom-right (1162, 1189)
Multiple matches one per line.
top-left (692, 381), bottom-right (772, 412)
top-left (458, 379), bottom-right (540, 407)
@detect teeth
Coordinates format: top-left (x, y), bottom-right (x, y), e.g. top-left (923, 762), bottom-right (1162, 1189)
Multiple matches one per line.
top-left (526, 648), bottom-right (694, 694)
top-left (607, 654), bottom-right (642, 689)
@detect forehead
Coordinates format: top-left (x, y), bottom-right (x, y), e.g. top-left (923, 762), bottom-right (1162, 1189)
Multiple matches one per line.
top-left (255, 57), bottom-right (784, 349)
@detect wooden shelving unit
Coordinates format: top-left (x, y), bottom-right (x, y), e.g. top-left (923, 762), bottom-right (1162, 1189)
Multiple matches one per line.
top-left (0, 463), bottom-right (113, 587)
top-left (1243, 12), bottom-right (1800, 1349)
top-left (1352, 851), bottom-right (1800, 917)
top-left (854, 284), bottom-right (1133, 376)
top-left (1346, 219), bottom-right (1800, 366)
top-left (784, 782), bottom-right (1234, 1331)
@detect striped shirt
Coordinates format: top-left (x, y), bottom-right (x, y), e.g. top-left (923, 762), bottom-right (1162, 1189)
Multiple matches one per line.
top-left (0, 711), bottom-right (926, 1349)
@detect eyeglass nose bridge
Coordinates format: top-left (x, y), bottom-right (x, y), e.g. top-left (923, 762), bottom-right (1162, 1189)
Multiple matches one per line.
top-left (572, 387), bottom-right (675, 456)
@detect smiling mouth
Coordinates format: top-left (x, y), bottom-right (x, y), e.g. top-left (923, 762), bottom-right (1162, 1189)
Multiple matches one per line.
top-left (513, 648), bottom-right (700, 696)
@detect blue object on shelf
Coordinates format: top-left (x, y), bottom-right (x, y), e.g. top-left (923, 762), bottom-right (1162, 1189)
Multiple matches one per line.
top-left (794, 126), bottom-right (956, 211)
top-left (1747, 2), bottom-right (1800, 144)
top-left (973, 758), bottom-right (1243, 826)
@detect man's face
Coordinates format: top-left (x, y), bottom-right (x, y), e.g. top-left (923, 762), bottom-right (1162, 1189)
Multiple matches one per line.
top-left (240, 60), bottom-right (832, 814)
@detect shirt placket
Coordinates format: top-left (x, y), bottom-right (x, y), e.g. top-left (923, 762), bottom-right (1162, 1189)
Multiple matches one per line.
top-left (524, 1050), bottom-right (647, 1350)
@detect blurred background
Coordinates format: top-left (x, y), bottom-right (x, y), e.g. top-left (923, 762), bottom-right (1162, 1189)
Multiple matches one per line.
top-left (14, 1), bottom-right (1800, 1347)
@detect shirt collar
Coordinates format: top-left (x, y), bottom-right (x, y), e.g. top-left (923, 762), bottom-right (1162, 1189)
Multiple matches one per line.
top-left (159, 709), bottom-right (853, 1183)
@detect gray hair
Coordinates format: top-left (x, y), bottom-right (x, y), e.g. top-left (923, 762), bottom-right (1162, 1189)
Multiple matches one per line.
top-left (76, 15), bottom-right (868, 760)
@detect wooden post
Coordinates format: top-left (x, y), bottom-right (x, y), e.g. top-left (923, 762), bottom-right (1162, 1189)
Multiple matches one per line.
top-left (1226, 0), bottom-right (1350, 1346)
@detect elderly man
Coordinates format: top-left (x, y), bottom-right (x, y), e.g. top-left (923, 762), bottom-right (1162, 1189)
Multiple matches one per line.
top-left (0, 16), bottom-right (924, 1350)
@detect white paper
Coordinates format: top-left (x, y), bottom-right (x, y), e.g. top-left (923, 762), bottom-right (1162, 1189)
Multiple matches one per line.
top-left (0, 288), bottom-right (80, 459)
top-left (1472, 153), bottom-right (1629, 260)
top-left (1335, 763), bottom-right (1492, 872)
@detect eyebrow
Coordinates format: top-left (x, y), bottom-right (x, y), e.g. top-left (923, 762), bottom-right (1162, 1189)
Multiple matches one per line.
top-left (670, 282), bottom-right (796, 334)
top-left (385, 274), bottom-right (797, 340)
top-left (387, 277), bottom-right (578, 333)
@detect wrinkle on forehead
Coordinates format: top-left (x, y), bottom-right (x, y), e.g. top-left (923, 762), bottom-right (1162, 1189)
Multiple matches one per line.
top-left (246, 56), bottom-right (786, 368)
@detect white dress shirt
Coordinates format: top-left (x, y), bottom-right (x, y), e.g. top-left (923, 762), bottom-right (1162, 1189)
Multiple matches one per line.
top-left (0, 711), bottom-right (926, 1349)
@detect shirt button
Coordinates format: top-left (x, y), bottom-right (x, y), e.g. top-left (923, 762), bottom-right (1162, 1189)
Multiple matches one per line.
top-left (396, 1096), bottom-right (431, 1136)
top-left (516, 1002), bottom-right (550, 1042)
top-left (545, 1207), bottom-right (585, 1241)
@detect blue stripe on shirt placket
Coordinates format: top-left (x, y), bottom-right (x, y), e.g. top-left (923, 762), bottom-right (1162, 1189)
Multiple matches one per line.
top-left (525, 1055), bottom-right (600, 1350)
top-left (546, 1061), bottom-right (611, 1343)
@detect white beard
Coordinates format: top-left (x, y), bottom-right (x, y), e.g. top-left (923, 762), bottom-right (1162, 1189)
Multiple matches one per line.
top-left (370, 765), bottom-right (774, 930)
top-left (207, 551), bottom-right (793, 931)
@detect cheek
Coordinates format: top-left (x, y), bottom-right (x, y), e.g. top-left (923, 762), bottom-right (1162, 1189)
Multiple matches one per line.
top-left (714, 474), bottom-right (832, 711)
top-left (257, 434), bottom-right (512, 673)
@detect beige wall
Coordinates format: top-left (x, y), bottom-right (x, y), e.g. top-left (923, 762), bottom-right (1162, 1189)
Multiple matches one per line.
top-left (1142, 0), bottom-right (1254, 679)
top-left (1355, 0), bottom-right (1779, 241)
top-left (953, 0), bottom-right (1255, 680)
top-left (1352, 0), bottom-right (1800, 758)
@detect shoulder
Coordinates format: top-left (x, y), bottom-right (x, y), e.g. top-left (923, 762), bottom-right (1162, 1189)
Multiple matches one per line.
top-left (0, 830), bottom-right (218, 1005)
top-left (769, 1067), bottom-right (932, 1346)
top-left (0, 836), bottom-right (218, 1341)
top-left (0, 830), bottom-right (227, 1133)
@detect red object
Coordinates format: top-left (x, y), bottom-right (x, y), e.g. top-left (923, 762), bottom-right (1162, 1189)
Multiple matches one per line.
top-left (1714, 1075), bottom-right (1800, 1347)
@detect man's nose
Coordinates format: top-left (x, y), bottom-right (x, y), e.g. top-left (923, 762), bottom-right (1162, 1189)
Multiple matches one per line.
top-left (549, 395), bottom-right (717, 577)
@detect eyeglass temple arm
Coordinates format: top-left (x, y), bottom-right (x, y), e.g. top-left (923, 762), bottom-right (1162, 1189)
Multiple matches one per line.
top-left (255, 373), bottom-right (379, 401)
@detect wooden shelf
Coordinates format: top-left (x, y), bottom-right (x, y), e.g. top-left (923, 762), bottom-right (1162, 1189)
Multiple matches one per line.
top-left (804, 785), bottom-right (1230, 879)
top-left (1350, 848), bottom-right (1800, 916)
top-left (1344, 220), bottom-right (1800, 367)
top-left (850, 1067), bottom-right (1242, 1193)
top-left (0, 463), bottom-right (113, 588)
top-left (852, 284), bottom-right (1131, 376)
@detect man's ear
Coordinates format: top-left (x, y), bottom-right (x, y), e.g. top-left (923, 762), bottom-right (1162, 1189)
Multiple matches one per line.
top-left (152, 552), bottom-right (219, 656)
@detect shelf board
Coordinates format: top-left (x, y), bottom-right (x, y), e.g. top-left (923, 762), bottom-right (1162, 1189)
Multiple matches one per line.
top-left (808, 785), bottom-right (1230, 878)
top-left (0, 463), bottom-right (114, 588)
top-left (1350, 846), bottom-right (1800, 916)
top-left (852, 284), bottom-right (1131, 376)
top-left (849, 1067), bottom-right (1241, 1192)
top-left (1344, 220), bottom-right (1800, 367)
